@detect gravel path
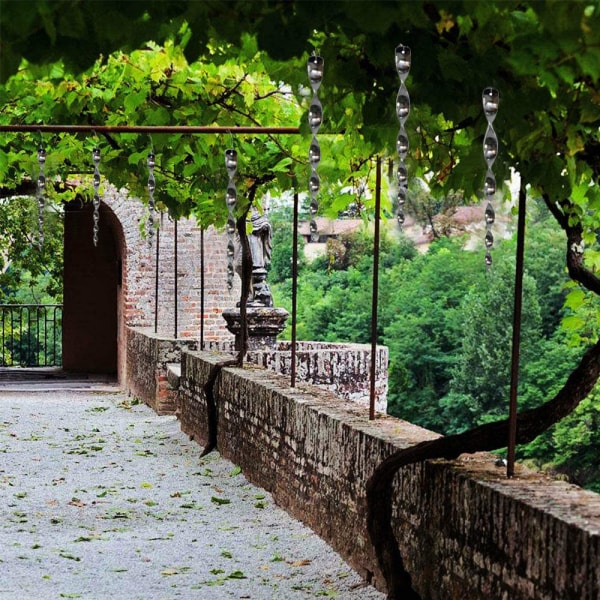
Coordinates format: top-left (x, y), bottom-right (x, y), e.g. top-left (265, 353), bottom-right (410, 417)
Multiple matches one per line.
top-left (0, 389), bottom-right (384, 600)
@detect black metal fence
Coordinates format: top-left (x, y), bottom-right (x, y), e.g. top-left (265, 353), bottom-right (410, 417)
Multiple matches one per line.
top-left (0, 304), bottom-right (63, 367)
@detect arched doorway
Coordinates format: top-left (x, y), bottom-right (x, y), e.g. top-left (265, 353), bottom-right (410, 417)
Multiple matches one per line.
top-left (62, 201), bottom-right (119, 374)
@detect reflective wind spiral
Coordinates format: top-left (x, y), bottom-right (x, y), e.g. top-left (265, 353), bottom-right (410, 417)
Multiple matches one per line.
top-left (92, 147), bottom-right (101, 247)
top-left (225, 148), bottom-right (238, 291)
top-left (36, 146), bottom-right (46, 249)
top-left (147, 152), bottom-right (156, 246)
top-left (482, 87), bottom-right (499, 267)
top-left (395, 44), bottom-right (411, 228)
top-left (307, 54), bottom-right (324, 241)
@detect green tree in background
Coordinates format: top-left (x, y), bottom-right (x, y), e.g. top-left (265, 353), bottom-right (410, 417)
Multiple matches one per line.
top-left (440, 260), bottom-right (543, 432)
top-left (405, 184), bottom-right (464, 239)
top-left (0, 196), bottom-right (63, 302)
top-left (384, 237), bottom-right (482, 430)
top-left (267, 204), bottom-right (306, 285)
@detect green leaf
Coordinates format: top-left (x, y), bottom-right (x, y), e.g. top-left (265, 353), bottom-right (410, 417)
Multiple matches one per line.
top-left (211, 496), bottom-right (231, 506)
top-left (227, 570), bottom-right (247, 580)
top-left (561, 314), bottom-right (587, 333)
top-left (564, 288), bottom-right (587, 311)
top-left (270, 157), bottom-right (293, 173)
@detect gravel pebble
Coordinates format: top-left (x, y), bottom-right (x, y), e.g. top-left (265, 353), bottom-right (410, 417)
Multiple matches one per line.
top-left (0, 390), bottom-right (385, 600)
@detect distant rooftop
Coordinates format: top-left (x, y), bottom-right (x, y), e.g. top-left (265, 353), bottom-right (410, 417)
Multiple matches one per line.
top-left (298, 218), bottom-right (363, 238)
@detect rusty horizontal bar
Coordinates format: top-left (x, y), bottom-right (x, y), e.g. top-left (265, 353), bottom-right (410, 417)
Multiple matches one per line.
top-left (0, 124), bottom-right (300, 135)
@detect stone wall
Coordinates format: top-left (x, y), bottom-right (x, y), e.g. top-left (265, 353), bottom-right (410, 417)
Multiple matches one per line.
top-left (249, 341), bottom-right (388, 412)
top-left (206, 340), bottom-right (389, 412)
top-left (172, 348), bottom-right (599, 600)
top-left (125, 327), bottom-right (198, 414)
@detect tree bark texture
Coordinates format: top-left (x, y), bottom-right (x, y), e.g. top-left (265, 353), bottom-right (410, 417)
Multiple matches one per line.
top-left (236, 210), bottom-right (253, 367)
top-left (367, 326), bottom-right (600, 599)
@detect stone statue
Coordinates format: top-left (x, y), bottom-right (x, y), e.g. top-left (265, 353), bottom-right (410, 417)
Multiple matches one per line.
top-left (225, 204), bottom-right (289, 350)
top-left (234, 205), bottom-right (274, 307)
top-left (247, 206), bottom-right (272, 271)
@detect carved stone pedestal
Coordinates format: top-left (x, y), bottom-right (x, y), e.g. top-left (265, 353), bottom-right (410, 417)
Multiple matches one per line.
top-left (222, 307), bottom-right (289, 351)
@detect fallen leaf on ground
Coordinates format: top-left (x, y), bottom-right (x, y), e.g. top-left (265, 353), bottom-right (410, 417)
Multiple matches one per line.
top-left (291, 559), bottom-right (312, 567)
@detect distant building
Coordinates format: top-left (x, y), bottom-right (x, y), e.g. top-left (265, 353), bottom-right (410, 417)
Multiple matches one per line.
top-left (298, 218), bottom-right (363, 244)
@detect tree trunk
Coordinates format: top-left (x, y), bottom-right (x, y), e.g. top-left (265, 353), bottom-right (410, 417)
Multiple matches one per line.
top-left (236, 209), bottom-right (253, 367)
top-left (367, 337), bottom-right (600, 599)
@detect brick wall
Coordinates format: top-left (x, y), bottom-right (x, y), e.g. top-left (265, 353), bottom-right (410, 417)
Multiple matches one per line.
top-left (103, 185), bottom-right (240, 339)
top-left (125, 327), bottom-right (198, 414)
top-left (170, 348), bottom-right (599, 600)
top-left (97, 186), bottom-right (237, 382)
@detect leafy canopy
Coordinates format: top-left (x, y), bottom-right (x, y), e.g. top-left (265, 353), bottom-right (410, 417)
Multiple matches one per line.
top-left (2, 2), bottom-right (600, 357)
top-left (2, 2), bottom-right (599, 227)
top-left (0, 28), bottom-right (314, 225)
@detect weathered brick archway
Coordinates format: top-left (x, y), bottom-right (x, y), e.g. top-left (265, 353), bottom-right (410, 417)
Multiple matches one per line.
top-left (62, 186), bottom-right (238, 384)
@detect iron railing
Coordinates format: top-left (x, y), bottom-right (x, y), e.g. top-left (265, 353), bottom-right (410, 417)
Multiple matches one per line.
top-left (0, 304), bottom-right (63, 367)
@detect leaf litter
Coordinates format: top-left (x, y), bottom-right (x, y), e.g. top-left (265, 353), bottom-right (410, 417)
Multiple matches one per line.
top-left (0, 390), bottom-right (384, 599)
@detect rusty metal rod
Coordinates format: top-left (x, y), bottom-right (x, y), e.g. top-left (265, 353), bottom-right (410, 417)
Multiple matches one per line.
top-left (369, 156), bottom-right (382, 421)
top-left (154, 227), bottom-right (160, 334)
top-left (507, 181), bottom-right (527, 477)
top-left (200, 227), bottom-right (205, 351)
top-left (291, 191), bottom-right (299, 387)
top-left (0, 125), bottom-right (300, 135)
top-left (174, 219), bottom-right (178, 339)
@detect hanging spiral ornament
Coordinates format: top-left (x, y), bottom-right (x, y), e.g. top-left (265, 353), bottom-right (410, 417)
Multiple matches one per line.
top-left (395, 44), bottom-right (411, 229)
top-left (307, 53), bottom-right (324, 241)
top-left (225, 148), bottom-right (238, 291)
top-left (482, 87), bottom-right (500, 268)
top-left (36, 145), bottom-right (46, 250)
top-left (92, 146), bottom-right (101, 247)
top-left (147, 152), bottom-right (156, 246)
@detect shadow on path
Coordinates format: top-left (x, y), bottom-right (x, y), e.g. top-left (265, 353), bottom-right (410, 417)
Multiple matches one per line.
top-left (0, 368), bottom-right (119, 392)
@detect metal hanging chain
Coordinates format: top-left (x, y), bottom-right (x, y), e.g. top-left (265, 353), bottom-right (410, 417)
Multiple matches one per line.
top-left (36, 145), bottom-right (46, 250)
top-left (307, 53), bottom-right (324, 242)
top-left (147, 152), bottom-right (156, 246)
top-left (482, 87), bottom-right (500, 267)
top-left (92, 146), bottom-right (101, 246)
top-left (395, 44), bottom-right (411, 229)
top-left (225, 148), bottom-right (238, 291)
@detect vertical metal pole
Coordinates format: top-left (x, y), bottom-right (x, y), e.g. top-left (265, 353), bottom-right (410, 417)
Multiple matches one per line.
top-left (200, 227), bottom-right (205, 350)
top-left (174, 219), bottom-right (178, 339)
top-left (291, 192), bottom-right (299, 387)
top-left (154, 227), bottom-right (160, 334)
top-left (507, 182), bottom-right (526, 477)
top-left (26, 307), bottom-right (32, 366)
top-left (369, 157), bottom-right (382, 420)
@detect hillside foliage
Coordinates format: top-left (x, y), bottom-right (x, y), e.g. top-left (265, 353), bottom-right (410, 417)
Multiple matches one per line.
top-left (271, 206), bottom-right (600, 492)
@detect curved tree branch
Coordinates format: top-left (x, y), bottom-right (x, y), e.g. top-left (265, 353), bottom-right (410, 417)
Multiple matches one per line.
top-left (564, 224), bottom-right (600, 295)
top-left (543, 193), bottom-right (600, 295)
top-left (367, 191), bottom-right (600, 599)
top-left (367, 337), bottom-right (600, 599)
